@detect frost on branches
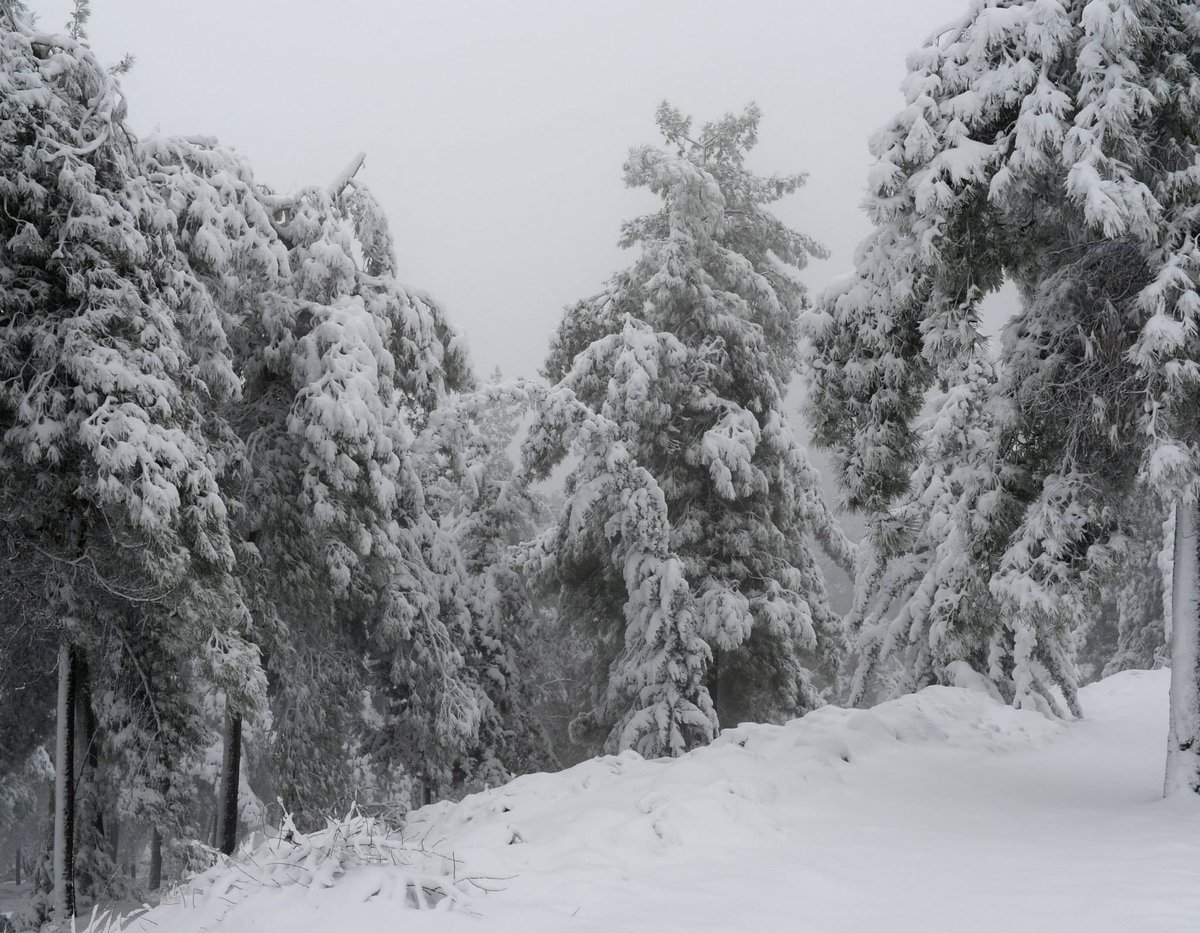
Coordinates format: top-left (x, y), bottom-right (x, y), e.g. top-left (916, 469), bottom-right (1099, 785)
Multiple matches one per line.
top-left (426, 377), bottom-right (717, 760)
top-left (417, 371), bottom-right (558, 786)
top-left (0, 13), bottom-right (262, 914)
top-left (0, 12), bottom-right (517, 904)
top-left (144, 131), bottom-right (494, 809)
top-left (0, 23), bottom-right (240, 603)
top-left (807, 0), bottom-right (1200, 785)
top-left (847, 353), bottom-right (1009, 707)
top-left (542, 104), bottom-right (853, 741)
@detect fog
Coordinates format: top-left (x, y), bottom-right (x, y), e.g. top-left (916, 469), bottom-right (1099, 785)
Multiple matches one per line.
top-left (32, 0), bottom-right (1002, 381)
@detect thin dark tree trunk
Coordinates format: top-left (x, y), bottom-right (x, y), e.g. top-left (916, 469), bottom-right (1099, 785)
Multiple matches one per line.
top-left (43, 777), bottom-right (53, 870)
top-left (53, 642), bottom-right (77, 921)
top-left (74, 653), bottom-right (105, 900)
top-left (709, 647), bottom-right (726, 728)
top-left (148, 827), bottom-right (161, 891)
top-left (109, 816), bottom-right (120, 865)
top-left (216, 709), bottom-right (242, 856)
top-left (13, 845), bottom-right (20, 886)
top-left (74, 654), bottom-right (92, 769)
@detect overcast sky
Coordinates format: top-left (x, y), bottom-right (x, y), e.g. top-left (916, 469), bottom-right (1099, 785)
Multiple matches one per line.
top-left (33, 0), bottom-right (991, 382)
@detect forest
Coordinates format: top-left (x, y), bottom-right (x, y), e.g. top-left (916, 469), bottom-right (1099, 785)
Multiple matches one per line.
top-left (2, 1), bottom-right (1200, 930)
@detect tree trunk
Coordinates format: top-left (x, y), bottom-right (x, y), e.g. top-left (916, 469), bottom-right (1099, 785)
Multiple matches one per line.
top-left (216, 709), bottom-right (242, 856)
top-left (13, 845), bottom-right (20, 886)
top-left (109, 816), bottom-right (120, 865)
top-left (148, 827), bottom-right (161, 891)
top-left (74, 653), bottom-right (104, 901)
top-left (74, 654), bottom-right (91, 768)
top-left (1166, 498), bottom-right (1200, 795)
top-left (53, 642), bottom-right (76, 921)
top-left (708, 647), bottom-right (728, 729)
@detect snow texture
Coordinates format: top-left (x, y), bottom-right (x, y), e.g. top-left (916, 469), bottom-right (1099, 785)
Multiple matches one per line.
top-left (92, 670), bottom-right (1200, 933)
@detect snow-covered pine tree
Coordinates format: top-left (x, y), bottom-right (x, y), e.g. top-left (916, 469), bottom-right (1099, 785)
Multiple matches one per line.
top-left (424, 372), bottom-right (717, 759)
top-left (0, 11), bottom-right (252, 913)
top-left (274, 173), bottom-right (488, 806)
top-left (518, 373), bottom-right (719, 757)
top-left (806, 0), bottom-right (1200, 786)
top-left (846, 351), bottom-right (1012, 706)
top-left (543, 104), bottom-right (853, 733)
top-left (116, 132), bottom-right (282, 861)
top-left (145, 131), bottom-right (488, 817)
top-left (417, 370), bottom-right (556, 786)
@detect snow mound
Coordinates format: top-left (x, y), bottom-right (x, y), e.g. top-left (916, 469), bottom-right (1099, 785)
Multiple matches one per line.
top-left (96, 671), bottom-right (1200, 933)
top-left (409, 684), bottom-right (1060, 857)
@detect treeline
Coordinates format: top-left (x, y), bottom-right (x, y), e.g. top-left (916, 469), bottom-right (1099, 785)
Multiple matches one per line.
top-left (5, 0), bottom-right (1200, 928)
top-left (0, 5), bottom-right (541, 922)
top-left (0, 5), bottom-right (854, 924)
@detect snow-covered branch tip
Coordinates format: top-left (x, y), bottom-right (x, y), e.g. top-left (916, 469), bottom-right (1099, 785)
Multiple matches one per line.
top-left (329, 152), bottom-right (367, 198)
top-left (260, 151), bottom-right (368, 216)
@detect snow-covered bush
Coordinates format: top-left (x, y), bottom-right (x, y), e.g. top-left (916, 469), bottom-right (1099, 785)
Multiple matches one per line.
top-left (79, 812), bottom-right (482, 932)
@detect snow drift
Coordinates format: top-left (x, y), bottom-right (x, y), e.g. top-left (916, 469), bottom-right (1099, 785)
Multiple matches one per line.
top-left (90, 670), bottom-right (1200, 933)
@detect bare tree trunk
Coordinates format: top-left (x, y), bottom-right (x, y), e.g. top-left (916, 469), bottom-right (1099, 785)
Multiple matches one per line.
top-left (1166, 498), bottom-right (1200, 795)
top-left (13, 845), bottom-right (20, 886)
top-left (148, 827), bottom-right (161, 891)
top-left (74, 653), bottom-right (104, 901)
top-left (710, 647), bottom-right (725, 728)
top-left (42, 777), bottom-right (53, 878)
top-left (53, 642), bottom-right (76, 921)
top-left (216, 709), bottom-right (242, 856)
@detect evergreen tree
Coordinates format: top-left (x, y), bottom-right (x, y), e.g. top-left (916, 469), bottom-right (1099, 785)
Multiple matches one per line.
top-left (806, 0), bottom-right (1200, 790)
top-left (542, 104), bottom-right (853, 735)
top-left (847, 351), bottom-right (1011, 706)
top-left (418, 370), bottom-right (557, 785)
top-left (1075, 489), bottom-right (1169, 681)
top-left (0, 12), bottom-right (256, 915)
top-left (521, 376), bottom-right (719, 757)
top-left (143, 132), bottom-right (487, 818)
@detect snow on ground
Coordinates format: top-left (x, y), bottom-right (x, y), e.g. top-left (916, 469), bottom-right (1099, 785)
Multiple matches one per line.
top-left (97, 670), bottom-right (1200, 933)
top-left (0, 882), bottom-right (33, 930)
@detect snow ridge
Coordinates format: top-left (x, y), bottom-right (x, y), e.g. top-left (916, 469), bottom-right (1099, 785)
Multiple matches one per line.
top-left (408, 683), bottom-right (1061, 856)
top-left (92, 673), bottom-right (1200, 933)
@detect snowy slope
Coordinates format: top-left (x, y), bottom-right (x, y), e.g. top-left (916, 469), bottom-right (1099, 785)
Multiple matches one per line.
top-left (95, 670), bottom-right (1200, 933)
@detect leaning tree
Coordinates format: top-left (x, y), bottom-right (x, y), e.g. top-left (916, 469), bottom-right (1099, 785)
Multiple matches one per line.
top-left (0, 12), bottom-right (260, 917)
top-left (807, 0), bottom-right (1200, 792)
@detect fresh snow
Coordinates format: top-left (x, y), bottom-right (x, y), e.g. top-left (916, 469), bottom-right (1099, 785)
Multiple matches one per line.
top-left (95, 670), bottom-right (1199, 933)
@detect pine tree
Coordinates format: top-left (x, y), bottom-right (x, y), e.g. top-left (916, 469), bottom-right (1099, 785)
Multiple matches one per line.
top-left (1075, 489), bottom-right (1168, 681)
top-left (847, 351), bottom-right (1011, 706)
top-left (520, 375), bottom-right (720, 756)
top-left (0, 12), bottom-right (252, 913)
top-left (274, 175), bottom-right (486, 804)
top-left (542, 104), bottom-right (852, 734)
top-left (417, 370), bottom-right (557, 786)
top-left (143, 132), bottom-right (487, 818)
top-left (805, 0), bottom-right (1200, 790)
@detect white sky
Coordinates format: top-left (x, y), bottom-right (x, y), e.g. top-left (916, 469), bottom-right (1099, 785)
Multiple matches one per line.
top-left (33, 0), bottom-right (999, 382)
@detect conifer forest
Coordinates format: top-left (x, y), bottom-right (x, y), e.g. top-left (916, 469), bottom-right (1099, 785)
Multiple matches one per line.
top-left (2, 1), bottom-right (1200, 930)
